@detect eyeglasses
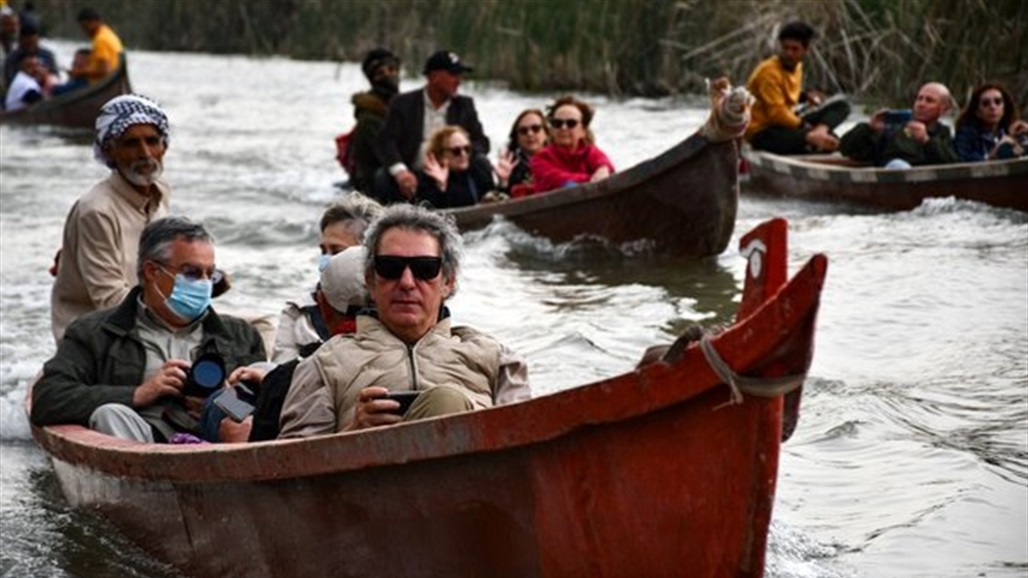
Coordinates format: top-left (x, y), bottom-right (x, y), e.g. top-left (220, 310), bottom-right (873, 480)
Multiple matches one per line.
top-left (979, 97), bottom-right (1004, 108)
top-left (374, 255), bottom-right (443, 280)
top-left (517, 124), bottom-right (543, 136)
top-left (550, 118), bottom-right (580, 130)
top-left (159, 263), bottom-right (222, 283)
top-left (446, 145), bottom-right (471, 157)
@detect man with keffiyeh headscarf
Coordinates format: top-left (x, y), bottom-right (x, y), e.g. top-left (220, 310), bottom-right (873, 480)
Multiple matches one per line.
top-left (50, 93), bottom-right (171, 343)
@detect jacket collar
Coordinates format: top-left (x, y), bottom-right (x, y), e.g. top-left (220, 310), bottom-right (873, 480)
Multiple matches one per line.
top-left (102, 285), bottom-right (228, 341)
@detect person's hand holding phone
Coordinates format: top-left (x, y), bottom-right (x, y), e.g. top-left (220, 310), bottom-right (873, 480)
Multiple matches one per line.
top-left (347, 386), bottom-right (404, 431)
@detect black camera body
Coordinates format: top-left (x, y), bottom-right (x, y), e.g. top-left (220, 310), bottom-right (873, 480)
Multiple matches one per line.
top-left (182, 352), bottom-right (226, 398)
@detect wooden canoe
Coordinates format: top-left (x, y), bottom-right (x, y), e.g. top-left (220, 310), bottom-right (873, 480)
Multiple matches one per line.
top-left (743, 148), bottom-right (1028, 212)
top-left (31, 218), bottom-right (826, 578)
top-left (0, 56), bottom-right (131, 129)
top-left (444, 135), bottom-right (740, 258)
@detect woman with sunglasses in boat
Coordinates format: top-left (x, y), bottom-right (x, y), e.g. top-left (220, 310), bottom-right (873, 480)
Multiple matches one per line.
top-left (530, 95), bottom-right (615, 194)
top-left (954, 83), bottom-right (1028, 161)
top-left (493, 109), bottom-right (550, 198)
top-left (416, 125), bottom-right (496, 209)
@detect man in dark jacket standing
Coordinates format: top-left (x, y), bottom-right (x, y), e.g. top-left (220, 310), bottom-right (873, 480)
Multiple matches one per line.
top-left (346, 48), bottom-right (400, 194)
top-left (373, 50), bottom-right (489, 203)
top-left (32, 216), bottom-right (267, 443)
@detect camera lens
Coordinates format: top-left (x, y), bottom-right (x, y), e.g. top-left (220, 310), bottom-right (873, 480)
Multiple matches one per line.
top-left (186, 353), bottom-right (225, 396)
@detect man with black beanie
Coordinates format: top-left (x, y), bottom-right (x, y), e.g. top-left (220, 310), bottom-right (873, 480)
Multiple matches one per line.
top-left (344, 47), bottom-right (401, 194)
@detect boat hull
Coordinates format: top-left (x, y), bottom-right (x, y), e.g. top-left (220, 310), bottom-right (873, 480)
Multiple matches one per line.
top-left (744, 149), bottom-right (1028, 212)
top-left (447, 136), bottom-right (740, 257)
top-left (0, 58), bottom-right (131, 128)
top-left (33, 219), bottom-right (825, 578)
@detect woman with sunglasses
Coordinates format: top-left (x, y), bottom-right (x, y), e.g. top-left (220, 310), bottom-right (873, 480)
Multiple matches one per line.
top-left (530, 95), bottom-right (615, 194)
top-left (954, 83), bottom-right (1027, 161)
top-left (494, 109), bottom-right (550, 198)
top-left (417, 125), bottom-right (496, 209)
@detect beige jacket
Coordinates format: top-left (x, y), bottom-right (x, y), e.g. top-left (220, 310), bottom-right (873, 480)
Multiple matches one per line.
top-left (50, 171), bottom-right (170, 343)
top-left (278, 316), bottom-right (530, 438)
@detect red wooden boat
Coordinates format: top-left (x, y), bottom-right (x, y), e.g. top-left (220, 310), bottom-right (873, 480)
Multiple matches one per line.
top-left (0, 56), bottom-right (131, 128)
top-left (31, 218), bottom-right (827, 578)
top-left (446, 134), bottom-right (740, 258)
top-left (743, 148), bottom-right (1028, 212)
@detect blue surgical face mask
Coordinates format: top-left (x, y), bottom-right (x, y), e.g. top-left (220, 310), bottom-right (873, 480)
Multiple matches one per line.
top-left (318, 253), bottom-right (331, 272)
top-left (158, 267), bottom-right (213, 322)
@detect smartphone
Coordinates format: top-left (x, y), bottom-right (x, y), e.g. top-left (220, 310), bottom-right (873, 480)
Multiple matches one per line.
top-left (383, 391), bottom-right (422, 416)
top-left (214, 384), bottom-right (257, 422)
top-left (883, 109), bottom-right (912, 125)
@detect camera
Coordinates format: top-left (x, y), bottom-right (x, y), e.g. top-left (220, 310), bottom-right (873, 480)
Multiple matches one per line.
top-left (182, 352), bottom-right (226, 398)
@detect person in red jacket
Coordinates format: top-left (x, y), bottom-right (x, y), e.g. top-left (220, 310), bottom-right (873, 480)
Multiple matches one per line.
top-left (530, 95), bottom-right (615, 194)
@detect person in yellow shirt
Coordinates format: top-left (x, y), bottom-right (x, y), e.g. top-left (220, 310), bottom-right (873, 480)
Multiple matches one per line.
top-left (72, 7), bottom-right (122, 83)
top-left (744, 21), bottom-right (849, 155)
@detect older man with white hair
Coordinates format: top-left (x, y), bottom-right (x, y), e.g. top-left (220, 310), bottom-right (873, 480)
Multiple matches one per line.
top-left (50, 93), bottom-right (171, 343)
top-left (840, 82), bottom-right (960, 168)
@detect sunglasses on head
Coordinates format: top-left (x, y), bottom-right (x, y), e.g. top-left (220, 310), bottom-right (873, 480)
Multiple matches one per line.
top-left (550, 118), bottom-right (580, 130)
top-left (374, 255), bottom-right (443, 280)
top-left (517, 124), bottom-right (543, 136)
top-left (979, 97), bottom-right (1003, 107)
top-left (446, 145), bottom-right (471, 157)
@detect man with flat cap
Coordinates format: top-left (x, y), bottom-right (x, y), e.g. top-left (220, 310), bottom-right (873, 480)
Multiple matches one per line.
top-left (373, 49), bottom-right (489, 203)
top-left (50, 93), bottom-right (171, 343)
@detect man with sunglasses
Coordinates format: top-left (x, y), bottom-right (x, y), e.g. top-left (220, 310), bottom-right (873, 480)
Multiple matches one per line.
top-left (32, 217), bottom-right (267, 443)
top-left (839, 82), bottom-right (959, 168)
top-left (372, 50), bottom-right (490, 204)
top-left (279, 204), bottom-right (530, 438)
top-left (50, 94), bottom-right (172, 344)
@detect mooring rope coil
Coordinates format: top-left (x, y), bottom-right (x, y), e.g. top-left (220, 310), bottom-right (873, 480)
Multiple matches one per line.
top-left (699, 335), bottom-right (806, 407)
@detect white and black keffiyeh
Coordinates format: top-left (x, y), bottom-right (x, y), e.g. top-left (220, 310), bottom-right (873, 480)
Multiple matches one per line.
top-left (93, 94), bottom-right (170, 165)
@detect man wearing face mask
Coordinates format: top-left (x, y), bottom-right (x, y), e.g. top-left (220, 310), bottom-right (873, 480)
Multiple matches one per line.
top-left (49, 94), bottom-right (172, 344)
top-left (345, 48), bottom-right (401, 195)
top-left (31, 217), bottom-right (267, 444)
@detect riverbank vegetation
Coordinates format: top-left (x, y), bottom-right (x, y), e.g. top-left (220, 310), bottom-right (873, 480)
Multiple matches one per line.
top-left (33, 0), bottom-right (1026, 109)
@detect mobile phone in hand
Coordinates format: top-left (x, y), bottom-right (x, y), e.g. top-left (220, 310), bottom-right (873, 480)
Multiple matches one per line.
top-left (214, 383), bottom-right (257, 422)
top-left (382, 391), bottom-right (421, 416)
top-left (883, 109), bottom-right (912, 126)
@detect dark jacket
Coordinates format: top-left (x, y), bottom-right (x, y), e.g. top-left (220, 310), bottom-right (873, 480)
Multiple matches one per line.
top-left (416, 157), bottom-right (495, 209)
top-left (348, 90), bottom-right (391, 193)
top-left (376, 88), bottom-right (489, 170)
top-left (839, 121), bottom-right (958, 167)
top-left (31, 286), bottom-right (267, 428)
top-left (953, 122), bottom-right (1006, 162)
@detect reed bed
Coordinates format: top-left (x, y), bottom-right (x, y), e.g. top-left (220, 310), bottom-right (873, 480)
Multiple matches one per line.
top-left (32, 0), bottom-right (1027, 111)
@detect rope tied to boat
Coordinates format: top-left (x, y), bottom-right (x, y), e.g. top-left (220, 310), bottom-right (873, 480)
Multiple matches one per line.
top-left (698, 336), bottom-right (806, 409)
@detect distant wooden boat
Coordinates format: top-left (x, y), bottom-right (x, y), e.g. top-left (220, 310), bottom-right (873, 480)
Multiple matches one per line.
top-left (0, 56), bottom-right (131, 129)
top-left (743, 148), bottom-right (1028, 212)
top-left (30, 218), bottom-right (826, 578)
top-left (445, 132), bottom-right (740, 258)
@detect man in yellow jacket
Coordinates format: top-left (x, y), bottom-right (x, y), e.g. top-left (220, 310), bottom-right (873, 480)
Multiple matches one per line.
top-left (745, 21), bottom-right (849, 155)
top-left (73, 7), bottom-right (123, 83)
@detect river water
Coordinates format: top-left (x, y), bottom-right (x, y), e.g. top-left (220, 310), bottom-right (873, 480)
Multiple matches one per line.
top-left (1, 43), bottom-right (1026, 578)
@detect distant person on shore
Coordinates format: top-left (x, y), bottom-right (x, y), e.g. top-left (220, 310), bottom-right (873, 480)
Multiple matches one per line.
top-left (416, 125), bottom-right (496, 208)
top-left (839, 82), bottom-right (959, 168)
top-left (373, 50), bottom-right (489, 204)
top-left (2, 21), bottom-right (56, 88)
top-left (50, 94), bottom-right (171, 343)
top-left (530, 95), bottom-right (614, 193)
top-left (343, 48), bottom-right (401, 194)
top-left (3, 53), bottom-right (46, 110)
top-left (73, 7), bottom-right (123, 83)
top-left (32, 217), bottom-right (267, 444)
top-left (954, 83), bottom-right (1028, 161)
top-left (278, 204), bottom-right (530, 438)
top-left (0, 3), bottom-right (17, 59)
top-left (744, 21), bottom-right (849, 155)
top-left (271, 194), bottom-right (382, 364)
top-left (494, 109), bottom-right (550, 198)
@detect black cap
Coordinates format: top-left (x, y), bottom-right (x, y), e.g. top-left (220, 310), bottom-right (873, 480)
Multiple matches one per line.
top-left (422, 50), bottom-right (473, 75)
top-left (361, 48), bottom-right (399, 81)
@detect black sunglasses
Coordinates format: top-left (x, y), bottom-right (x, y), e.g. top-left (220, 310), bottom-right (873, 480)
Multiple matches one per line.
top-left (550, 118), bottom-right (580, 129)
top-left (517, 124), bottom-right (543, 136)
top-left (446, 145), bottom-right (471, 157)
top-left (374, 255), bottom-right (443, 280)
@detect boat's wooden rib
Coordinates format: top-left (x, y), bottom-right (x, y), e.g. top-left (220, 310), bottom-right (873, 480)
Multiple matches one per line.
top-left (31, 218), bottom-right (826, 578)
top-left (744, 148), bottom-right (1028, 212)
